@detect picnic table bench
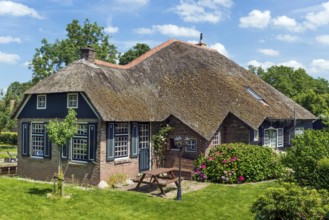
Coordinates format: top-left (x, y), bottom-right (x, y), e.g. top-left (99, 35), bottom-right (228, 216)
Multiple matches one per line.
top-left (0, 166), bottom-right (17, 175)
top-left (170, 157), bottom-right (195, 180)
top-left (134, 167), bottom-right (182, 195)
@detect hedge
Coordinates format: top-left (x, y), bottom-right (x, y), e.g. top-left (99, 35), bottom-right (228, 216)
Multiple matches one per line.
top-left (0, 132), bottom-right (18, 145)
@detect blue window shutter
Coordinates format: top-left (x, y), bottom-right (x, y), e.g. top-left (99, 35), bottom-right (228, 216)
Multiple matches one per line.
top-left (106, 123), bottom-right (115, 161)
top-left (131, 123), bottom-right (138, 158)
top-left (22, 123), bottom-right (29, 156)
top-left (44, 124), bottom-right (52, 158)
top-left (88, 124), bottom-right (97, 161)
top-left (62, 141), bottom-right (69, 159)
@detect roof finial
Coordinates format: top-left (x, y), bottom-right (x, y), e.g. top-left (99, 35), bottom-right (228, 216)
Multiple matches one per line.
top-left (195, 33), bottom-right (207, 47)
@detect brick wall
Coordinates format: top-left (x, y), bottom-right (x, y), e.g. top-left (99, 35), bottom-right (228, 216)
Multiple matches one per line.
top-left (99, 121), bottom-right (139, 182)
top-left (17, 118), bottom-right (100, 186)
top-left (221, 113), bottom-right (251, 144)
top-left (151, 116), bottom-right (208, 169)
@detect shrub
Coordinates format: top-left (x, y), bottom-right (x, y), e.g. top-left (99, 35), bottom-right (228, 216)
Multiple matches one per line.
top-left (0, 132), bottom-right (17, 145)
top-left (107, 173), bottom-right (127, 188)
top-left (284, 130), bottom-right (329, 187)
top-left (316, 158), bottom-right (329, 191)
top-left (194, 143), bottom-right (284, 183)
top-left (251, 183), bottom-right (329, 220)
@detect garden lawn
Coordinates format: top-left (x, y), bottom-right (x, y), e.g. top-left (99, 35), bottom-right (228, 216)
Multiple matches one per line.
top-left (0, 177), bottom-right (279, 220)
top-left (0, 145), bottom-right (17, 159)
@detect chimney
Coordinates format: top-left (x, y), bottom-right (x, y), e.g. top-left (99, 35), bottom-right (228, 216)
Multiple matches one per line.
top-left (80, 46), bottom-right (96, 62)
top-left (195, 33), bottom-right (207, 47)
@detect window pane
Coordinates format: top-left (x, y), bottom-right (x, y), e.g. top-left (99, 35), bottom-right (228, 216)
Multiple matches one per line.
top-left (114, 136), bottom-right (128, 157)
top-left (212, 130), bottom-right (221, 146)
top-left (185, 139), bottom-right (197, 152)
top-left (72, 138), bottom-right (88, 160)
top-left (139, 124), bottom-right (149, 149)
top-left (32, 136), bottom-right (44, 156)
top-left (115, 123), bottom-right (128, 134)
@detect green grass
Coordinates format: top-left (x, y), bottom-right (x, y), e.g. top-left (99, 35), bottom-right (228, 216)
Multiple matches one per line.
top-left (0, 177), bottom-right (279, 220)
top-left (0, 145), bottom-right (17, 159)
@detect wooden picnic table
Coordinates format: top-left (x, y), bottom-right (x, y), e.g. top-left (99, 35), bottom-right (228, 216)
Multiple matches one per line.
top-left (135, 167), bottom-right (180, 195)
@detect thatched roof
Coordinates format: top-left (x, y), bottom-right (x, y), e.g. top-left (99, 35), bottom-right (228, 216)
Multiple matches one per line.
top-left (22, 40), bottom-right (316, 140)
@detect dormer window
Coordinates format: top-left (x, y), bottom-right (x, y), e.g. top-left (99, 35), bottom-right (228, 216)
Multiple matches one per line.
top-left (67, 93), bottom-right (78, 108)
top-left (246, 87), bottom-right (269, 106)
top-left (37, 95), bottom-right (46, 109)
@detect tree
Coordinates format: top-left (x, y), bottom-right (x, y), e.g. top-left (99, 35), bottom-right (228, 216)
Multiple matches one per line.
top-left (119, 43), bottom-right (150, 65)
top-left (47, 109), bottom-right (78, 197)
top-left (30, 19), bottom-right (118, 83)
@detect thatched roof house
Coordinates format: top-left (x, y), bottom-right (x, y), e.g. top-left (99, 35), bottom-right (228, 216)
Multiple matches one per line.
top-left (14, 39), bottom-right (316, 185)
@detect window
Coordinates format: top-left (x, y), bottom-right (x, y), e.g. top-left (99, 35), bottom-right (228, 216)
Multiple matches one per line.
top-left (114, 123), bottom-right (129, 158)
top-left (264, 128), bottom-right (284, 148)
top-left (185, 139), bottom-right (197, 152)
top-left (211, 129), bottom-right (221, 146)
top-left (246, 87), bottom-right (269, 106)
top-left (139, 124), bottom-right (150, 149)
top-left (37, 95), bottom-right (46, 109)
top-left (72, 124), bottom-right (88, 161)
top-left (31, 123), bottom-right (45, 157)
top-left (67, 93), bottom-right (78, 108)
top-left (295, 127), bottom-right (304, 136)
top-left (254, 129), bottom-right (259, 141)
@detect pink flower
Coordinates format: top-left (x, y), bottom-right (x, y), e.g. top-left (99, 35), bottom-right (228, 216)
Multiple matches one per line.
top-left (230, 157), bottom-right (238, 162)
top-left (214, 151), bottom-right (220, 156)
top-left (222, 159), bottom-right (227, 164)
top-left (239, 176), bottom-right (245, 181)
top-left (224, 170), bottom-right (228, 174)
top-left (201, 163), bottom-right (206, 169)
top-left (208, 157), bottom-right (214, 161)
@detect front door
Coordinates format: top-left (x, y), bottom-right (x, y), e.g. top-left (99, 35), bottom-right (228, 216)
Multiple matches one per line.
top-left (138, 123), bottom-right (150, 172)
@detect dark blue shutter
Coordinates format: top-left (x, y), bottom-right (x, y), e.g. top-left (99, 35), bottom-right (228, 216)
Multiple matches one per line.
top-left (88, 124), bottom-right (97, 161)
top-left (106, 123), bottom-right (115, 161)
top-left (44, 124), bottom-right (52, 158)
top-left (131, 123), bottom-right (138, 158)
top-left (22, 123), bottom-right (29, 156)
top-left (62, 141), bottom-right (69, 159)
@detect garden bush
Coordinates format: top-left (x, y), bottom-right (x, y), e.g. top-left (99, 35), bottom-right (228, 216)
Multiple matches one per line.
top-left (251, 183), bottom-right (329, 220)
top-left (316, 158), bottom-right (329, 191)
top-left (194, 143), bottom-right (284, 183)
top-left (284, 130), bottom-right (329, 187)
top-left (0, 132), bottom-right (17, 145)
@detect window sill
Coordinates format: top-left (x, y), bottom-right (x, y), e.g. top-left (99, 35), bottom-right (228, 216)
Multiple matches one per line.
top-left (69, 161), bottom-right (89, 166)
top-left (114, 158), bottom-right (131, 165)
top-left (170, 148), bottom-right (181, 151)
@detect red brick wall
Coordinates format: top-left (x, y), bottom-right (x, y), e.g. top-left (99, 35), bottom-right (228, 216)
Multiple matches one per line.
top-left (17, 118), bottom-right (100, 186)
top-left (221, 114), bottom-right (251, 144)
top-left (151, 116), bottom-right (208, 169)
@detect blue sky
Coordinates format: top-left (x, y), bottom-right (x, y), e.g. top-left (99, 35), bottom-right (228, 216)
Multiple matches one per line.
top-left (1, 0), bottom-right (329, 90)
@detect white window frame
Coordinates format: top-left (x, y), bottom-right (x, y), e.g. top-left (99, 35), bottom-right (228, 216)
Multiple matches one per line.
top-left (67, 93), bottom-right (78, 109)
top-left (263, 128), bottom-right (284, 148)
top-left (114, 122), bottom-right (130, 159)
top-left (211, 129), bottom-right (221, 147)
top-left (139, 123), bottom-right (150, 149)
top-left (36, 95), bottom-right (47, 109)
top-left (185, 138), bottom-right (197, 152)
top-left (254, 129), bottom-right (259, 141)
top-left (295, 127), bottom-right (304, 136)
top-left (30, 122), bottom-right (45, 158)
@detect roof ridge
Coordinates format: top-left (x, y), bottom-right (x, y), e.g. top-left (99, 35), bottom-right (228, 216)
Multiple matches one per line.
top-left (95, 39), bottom-right (217, 69)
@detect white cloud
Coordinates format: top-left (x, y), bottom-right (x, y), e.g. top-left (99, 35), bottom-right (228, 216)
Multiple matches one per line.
top-left (247, 60), bottom-right (304, 70)
top-left (272, 15), bottom-right (303, 32)
top-left (304, 1), bottom-right (329, 30)
top-left (0, 51), bottom-right (20, 64)
top-left (239, 10), bottom-right (271, 29)
top-left (278, 60), bottom-right (304, 69)
top-left (135, 24), bottom-right (200, 37)
top-left (258, 48), bottom-right (279, 56)
top-left (310, 59), bottom-right (329, 73)
top-left (315, 35), bottom-right (329, 45)
top-left (0, 36), bottom-right (21, 44)
top-left (22, 61), bottom-right (31, 67)
top-left (247, 60), bottom-right (275, 70)
top-left (0, 1), bottom-right (42, 19)
top-left (174, 0), bottom-right (232, 24)
top-left (209, 43), bottom-right (229, 57)
top-left (276, 34), bottom-right (298, 43)
top-left (114, 0), bottom-right (149, 5)
top-left (104, 26), bottom-right (119, 34)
